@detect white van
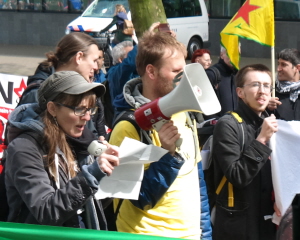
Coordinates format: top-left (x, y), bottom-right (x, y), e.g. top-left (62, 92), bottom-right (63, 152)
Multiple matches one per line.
top-left (274, 0), bottom-right (300, 19)
top-left (65, 0), bottom-right (210, 59)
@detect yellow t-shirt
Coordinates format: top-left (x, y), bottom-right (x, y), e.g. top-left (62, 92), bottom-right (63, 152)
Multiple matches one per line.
top-left (109, 112), bottom-right (201, 239)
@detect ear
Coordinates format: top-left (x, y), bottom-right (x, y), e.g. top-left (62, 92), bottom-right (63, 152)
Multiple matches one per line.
top-left (75, 51), bottom-right (84, 65)
top-left (47, 101), bottom-right (57, 117)
top-left (145, 64), bottom-right (157, 80)
top-left (296, 64), bottom-right (300, 72)
top-left (236, 87), bottom-right (244, 99)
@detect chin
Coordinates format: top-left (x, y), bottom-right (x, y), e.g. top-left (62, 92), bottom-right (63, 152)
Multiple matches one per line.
top-left (69, 132), bottom-right (83, 138)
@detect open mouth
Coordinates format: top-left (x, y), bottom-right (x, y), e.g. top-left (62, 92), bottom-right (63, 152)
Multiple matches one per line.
top-left (76, 125), bottom-right (85, 131)
top-left (256, 98), bottom-right (266, 105)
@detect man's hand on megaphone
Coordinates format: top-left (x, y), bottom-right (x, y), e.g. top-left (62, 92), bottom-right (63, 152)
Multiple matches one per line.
top-left (97, 143), bottom-right (120, 176)
top-left (158, 121), bottom-right (181, 156)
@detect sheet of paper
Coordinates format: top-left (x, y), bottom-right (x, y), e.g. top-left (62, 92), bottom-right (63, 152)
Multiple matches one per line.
top-left (270, 120), bottom-right (300, 224)
top-left (200, 150), bottom-right (210, 170)
top-left (95, 137), bottom-right (168, 200)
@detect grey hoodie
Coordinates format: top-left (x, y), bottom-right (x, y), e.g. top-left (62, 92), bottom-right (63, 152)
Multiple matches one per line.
top-left (123, 77), bottom-right (151, 109)
top-left (7, 103), bottom-right (44, 143)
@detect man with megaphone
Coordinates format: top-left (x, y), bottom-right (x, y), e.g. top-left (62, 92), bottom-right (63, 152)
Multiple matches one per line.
top-left (109, 28), bottom-right (215, 239)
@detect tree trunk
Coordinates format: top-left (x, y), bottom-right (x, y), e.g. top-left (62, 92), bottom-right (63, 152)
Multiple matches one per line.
top-left (128, 0), bottom-right (167, 38)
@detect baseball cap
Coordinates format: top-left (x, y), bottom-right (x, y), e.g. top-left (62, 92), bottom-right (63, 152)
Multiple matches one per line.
top-left (38, 71), bottom-right (105, 110)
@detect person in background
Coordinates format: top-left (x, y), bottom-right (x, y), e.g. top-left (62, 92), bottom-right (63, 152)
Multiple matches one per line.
top-left (191, 49), bottom-right (212, 69)
top-left (18, 32), bottom-right (105, 139)
top-left (107, 41), bottom-right (135, 108)
top-left (93, 48), bottom-right (106, 84)
top-left (205, 46), bottom-right (239, 119)
top-left (268, 48), bottom-right (300, 120)
top-left (5, 71), bottom-right (119, 229)
top-left (92, 48), bottom-right (107, 137)
top-left (105, 23), bottom-right (162, 127)
top-left (267, 48), bottom-right (300, 239)
top-left (99, 4), bottom-right (132, 47)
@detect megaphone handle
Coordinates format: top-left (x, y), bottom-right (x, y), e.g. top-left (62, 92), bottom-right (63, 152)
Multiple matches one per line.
top-left (152, 120), bottom-right (183, 149)
top-left (175, 138), bottom-right (183, 148)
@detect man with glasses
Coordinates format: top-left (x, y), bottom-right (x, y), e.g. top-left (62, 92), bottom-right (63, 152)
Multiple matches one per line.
top-left (268, 48), bottom-right (300, 120)
top-left (211, 64), bottom-right (278, 240)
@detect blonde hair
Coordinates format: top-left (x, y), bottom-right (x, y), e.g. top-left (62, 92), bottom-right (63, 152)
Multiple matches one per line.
top-left (115, 4), bottom-right (126, 14)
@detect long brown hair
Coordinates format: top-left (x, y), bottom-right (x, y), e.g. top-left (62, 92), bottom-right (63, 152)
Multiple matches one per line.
top-left (41, 32), bottom-right (98, 70)
top-left (42, 91), bottom-right (96, 181)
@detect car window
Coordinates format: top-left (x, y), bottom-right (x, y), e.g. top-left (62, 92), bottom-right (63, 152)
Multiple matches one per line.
top-left (275, 1), bottom-right (300, 19)
top-left (83, 0), bottom-right (129, 18)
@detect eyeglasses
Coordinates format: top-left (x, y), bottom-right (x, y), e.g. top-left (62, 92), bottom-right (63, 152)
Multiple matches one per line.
top-left (195, 57), bottom-right (212, 63)
top-left (54, 102), bottom-right (98, 116)
top-left (243, 82), bottom-right (273, 93)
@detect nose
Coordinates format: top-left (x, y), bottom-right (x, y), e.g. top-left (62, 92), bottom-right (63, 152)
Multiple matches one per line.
top-left (81, 111), bottom-right (91, 121)
top-left (277, 65), bottom-right (282, 71)
top-left (93, 61), bottom-right (98, 71)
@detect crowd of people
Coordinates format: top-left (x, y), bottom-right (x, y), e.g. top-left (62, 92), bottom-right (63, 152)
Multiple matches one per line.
top-left (2, 5), bottom-right (300, 239)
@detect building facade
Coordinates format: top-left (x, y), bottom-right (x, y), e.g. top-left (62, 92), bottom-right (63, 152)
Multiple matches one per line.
top-left (0, 0), bottom-right (299, 58)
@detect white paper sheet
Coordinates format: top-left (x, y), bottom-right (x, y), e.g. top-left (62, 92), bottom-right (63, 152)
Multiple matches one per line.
top-left (270, 120), bottom-right (300, 224)
top-left (95, 137), bottom-right (168, 200)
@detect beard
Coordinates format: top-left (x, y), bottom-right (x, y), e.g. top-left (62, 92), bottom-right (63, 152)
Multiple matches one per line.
top-left (155, 72), bottom-right (175, 98)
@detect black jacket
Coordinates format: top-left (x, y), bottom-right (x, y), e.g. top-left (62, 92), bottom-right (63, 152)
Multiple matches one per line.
top-left (5, 131), bottom-right (108, 229)
top-left (19, 63), bottom-right (55, 105)
top-left (212, 100), bottom-right (276, 240)
top-left (205, 59), bottom-right (238, 119)
top-left (268, 91), bottom-right (300, 121)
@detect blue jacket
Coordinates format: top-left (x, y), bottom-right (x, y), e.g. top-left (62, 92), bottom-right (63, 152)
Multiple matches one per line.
top-left (113, 78), bottom-right (212, 237)
top-left (198, 161), bottom-right (212, 240)
top-left (94, 69), bottom-right (106, 84)
top-left (106, 45), bottom-right (139, 114)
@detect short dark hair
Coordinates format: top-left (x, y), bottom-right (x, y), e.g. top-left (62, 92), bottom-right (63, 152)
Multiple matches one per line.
top-left (277, 48), bottom-right (300, 66)
top-left (235, 64), bottom-right (271, 88)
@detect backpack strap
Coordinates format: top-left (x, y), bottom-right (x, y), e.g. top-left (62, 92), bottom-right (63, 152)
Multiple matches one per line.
top-left (112, 110), bottom-right (139, 132)
top-left (215, 111), bottom-right (245, 207)
top-left (111, 110), bottom-right (150, 145)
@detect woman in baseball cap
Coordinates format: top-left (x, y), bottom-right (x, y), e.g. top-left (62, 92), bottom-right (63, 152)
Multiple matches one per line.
top-left (5, 71), bottom-right (119, 229)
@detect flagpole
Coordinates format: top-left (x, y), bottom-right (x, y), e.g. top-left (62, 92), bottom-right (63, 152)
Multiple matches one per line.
top-left (271, 46), bottom-right (275, 97)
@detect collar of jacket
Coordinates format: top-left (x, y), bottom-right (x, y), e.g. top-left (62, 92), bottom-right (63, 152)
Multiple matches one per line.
top-left (123, 77), bottom-right (151, 108)
top-left (235, 100), bottom-right (268, 128)
top-left (217, 58), bottom-right (238, 75)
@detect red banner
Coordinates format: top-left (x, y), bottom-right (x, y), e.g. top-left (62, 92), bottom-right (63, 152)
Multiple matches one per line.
top-left (0, 73), bottom-right (28, 165)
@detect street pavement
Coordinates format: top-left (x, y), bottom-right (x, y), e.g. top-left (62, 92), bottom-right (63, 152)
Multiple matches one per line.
top-left (0, 44), bottom-right (273, 77)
